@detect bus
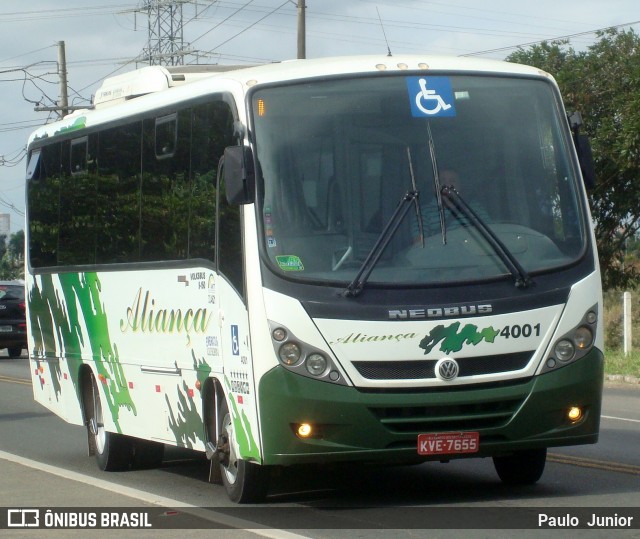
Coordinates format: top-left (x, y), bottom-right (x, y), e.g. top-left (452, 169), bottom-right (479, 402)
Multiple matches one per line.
top-left (25, 55), bottom-right (603, 503)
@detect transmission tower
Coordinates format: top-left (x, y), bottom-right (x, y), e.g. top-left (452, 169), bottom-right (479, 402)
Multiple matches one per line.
top-left (139, 0), bottom-right (193, 66)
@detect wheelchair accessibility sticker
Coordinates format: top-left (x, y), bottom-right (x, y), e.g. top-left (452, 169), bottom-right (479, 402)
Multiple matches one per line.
top-left (407, 77), bottom-right (456, 118)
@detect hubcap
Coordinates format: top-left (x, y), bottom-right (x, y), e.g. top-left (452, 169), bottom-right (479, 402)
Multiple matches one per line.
top-left (220, 413), bottom-right (239, 485)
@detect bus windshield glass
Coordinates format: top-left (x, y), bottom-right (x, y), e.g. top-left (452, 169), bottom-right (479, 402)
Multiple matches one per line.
top-left (251, 74), bottom-right (586, 286)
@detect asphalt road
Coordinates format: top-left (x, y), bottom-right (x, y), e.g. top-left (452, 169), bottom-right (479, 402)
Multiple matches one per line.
top-left (1, 354), bottom-right (639, 538)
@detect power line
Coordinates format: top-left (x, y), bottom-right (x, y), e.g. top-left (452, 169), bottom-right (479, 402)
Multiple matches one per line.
top-left (462, 19), bottom-right (640, 57)
top-left (198, 0), bottom-right (291, 56)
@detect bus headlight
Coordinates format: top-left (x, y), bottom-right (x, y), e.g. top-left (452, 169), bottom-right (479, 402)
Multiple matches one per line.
top-left (279, 342), bottom-right (301, 365)
top-left (542, 306), bottom-right (598, 373)
top-left (306, 353), bottom-right (327, 376)
top-left (268, 321), bottom-right (347, 386)
top-left (574, 326), bottom-right (593, 350)
top-left (554, 339), bottom-right (575, 362)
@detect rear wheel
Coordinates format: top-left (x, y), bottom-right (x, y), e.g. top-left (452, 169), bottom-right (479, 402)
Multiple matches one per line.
top-left (88, 375), bottom-right (133, 471)
top-left (218, 399), bottom-right (269, 503)
top-left (493, 448), bottom-right (547, 485)
top-left (132, 438), bottom-right (164, 469)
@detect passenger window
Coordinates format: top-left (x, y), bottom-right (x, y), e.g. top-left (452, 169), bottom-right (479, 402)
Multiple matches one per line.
top-left (155, 114), bottom-right (177, 159)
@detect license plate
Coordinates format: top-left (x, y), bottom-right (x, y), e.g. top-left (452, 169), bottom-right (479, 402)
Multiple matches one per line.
top-left (417, 431), bottom-right (480, 456)
top-left (0, 326), bottom-right (12, 333)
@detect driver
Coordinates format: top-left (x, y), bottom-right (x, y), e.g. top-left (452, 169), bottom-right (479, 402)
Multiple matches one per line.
top-left (411, 169), bottom-right (489, 244)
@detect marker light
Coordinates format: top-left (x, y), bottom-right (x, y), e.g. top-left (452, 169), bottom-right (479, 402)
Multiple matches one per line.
top-left (272, 327), bottom-right (287, 342)
top-left (567, 406), bottom-right (583, 423)
top-left (257, 99), bottom-right (266, 117)
top-left (297, 423), bottom-right (313, 438)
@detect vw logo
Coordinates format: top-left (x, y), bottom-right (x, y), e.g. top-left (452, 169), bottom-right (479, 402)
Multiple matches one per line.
top-left (435, 358), bottom-right (459, 381)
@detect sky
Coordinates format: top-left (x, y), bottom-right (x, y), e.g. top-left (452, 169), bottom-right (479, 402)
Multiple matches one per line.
top-left (1, 0), bottom-right (638, 233)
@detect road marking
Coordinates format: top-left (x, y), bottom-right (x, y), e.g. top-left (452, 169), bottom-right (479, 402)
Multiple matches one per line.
top-left (0, 449), bottom-right (309, 539)
top-left (0, 375), bottom-right (31, 385)
top-left (548, 453), bottom-right (640, 476)
top-left (601, 414), bottom-right (640, 424)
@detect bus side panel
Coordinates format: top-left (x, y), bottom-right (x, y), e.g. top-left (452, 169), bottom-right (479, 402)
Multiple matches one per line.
top-left (218, 274), bottom-right (263, 463)
top-left (27, 274), bottom-right (88, 426)
top-left (26, 268), bottom-right (222, 451)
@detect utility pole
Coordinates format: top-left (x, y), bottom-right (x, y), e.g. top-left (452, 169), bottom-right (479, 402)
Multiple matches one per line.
top-left (35, 40), bottom-right (84, 117)
top-left (57, 41), bottom-right (69, 118)
top-left (297, 0), bottom-right (306, 59)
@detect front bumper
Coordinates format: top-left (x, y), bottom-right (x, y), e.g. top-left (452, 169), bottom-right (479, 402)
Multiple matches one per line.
top-left (258, 349), bottom-right (604, 465)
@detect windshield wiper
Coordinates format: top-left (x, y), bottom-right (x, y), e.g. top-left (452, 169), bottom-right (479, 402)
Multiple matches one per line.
top-left (442, 185), bottom-right (533, 289)
top-left (344, 189), bottom-right (419, 298)
top-left (426, 123), bottom-right (447, 244)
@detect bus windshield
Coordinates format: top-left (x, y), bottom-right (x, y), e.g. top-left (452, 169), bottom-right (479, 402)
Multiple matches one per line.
top-left (251, 74), bottom-right (586, 287)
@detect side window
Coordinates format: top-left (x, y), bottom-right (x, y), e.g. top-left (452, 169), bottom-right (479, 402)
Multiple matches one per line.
top-left (218, 169), bottom-right (244, 297)
top-left (59, 137), bottom-right (97, 265)
top-left (70, 137), bottom-right (88, 175)
top-left (141, 110), bottom-right (190, 262)
top-left (27, 95), bottom-right (238, 269)
top-left (200, 100), bottom-right (244, 296)
top-left (155, 113), bottom-right (177, 159)
top-left (28, 144), bottom-right (61, 268)
top-left (96, 122), bottom-right (142, 264)
top-left (190, 100), bottom-right (234, 262)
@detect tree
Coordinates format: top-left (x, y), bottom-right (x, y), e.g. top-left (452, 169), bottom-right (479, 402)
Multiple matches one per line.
top-left (0, 230), bottom-right (24, 281)
top-left (507, 29), bottom-right (640, 289)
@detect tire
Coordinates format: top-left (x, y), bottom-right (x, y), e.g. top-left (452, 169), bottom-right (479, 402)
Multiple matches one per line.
top-left (88, 375), bottom-right (133, 471)
top-left (7, 347), bottom-right (22, 358)
top-left (132, 438), bottom-right (165, 469)
top-left (493, 448), bottom-right (547, 485)
top-left (218, 399), bottom-right (269, 503)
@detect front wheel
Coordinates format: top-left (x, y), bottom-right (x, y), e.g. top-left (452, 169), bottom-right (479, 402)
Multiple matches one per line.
top-left (7, 347), bottom-right (23, 358)
top-left (493, 448), bottom-right (547, 485)
top-left (88, 375), bottom-right (133, 471)
top-left (218, 400), bottom-right (269, 503)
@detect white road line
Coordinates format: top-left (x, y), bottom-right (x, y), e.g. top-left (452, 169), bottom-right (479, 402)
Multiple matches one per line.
top-left (601, 414), bottom-right (640, 424)
top-left (0, 449), bottom-right (309, 539)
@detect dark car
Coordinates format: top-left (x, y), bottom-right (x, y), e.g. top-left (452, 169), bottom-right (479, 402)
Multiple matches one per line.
top-left (0, 281), bottom-right (26, 359)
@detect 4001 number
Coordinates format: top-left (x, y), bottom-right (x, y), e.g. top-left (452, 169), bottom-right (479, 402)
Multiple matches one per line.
top-left (499, 323), bottom-right (541, 339)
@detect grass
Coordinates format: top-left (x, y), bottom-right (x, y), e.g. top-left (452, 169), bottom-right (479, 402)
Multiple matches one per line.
top-left (604, 349), bottom-right (640, 379)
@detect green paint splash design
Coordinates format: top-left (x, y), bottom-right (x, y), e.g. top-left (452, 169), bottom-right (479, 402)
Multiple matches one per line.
top-left (224, 377), bottom-right (261, 462)
top-left (28, 272), bottom-right (136, 431)
top-left (419, 322), bottom-right (499, 354)
top-left (165, 351), bottom-right (212, 447)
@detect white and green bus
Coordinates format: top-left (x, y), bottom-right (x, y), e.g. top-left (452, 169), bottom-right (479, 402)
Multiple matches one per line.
top-left (26, 55), bottom-right (603, 503)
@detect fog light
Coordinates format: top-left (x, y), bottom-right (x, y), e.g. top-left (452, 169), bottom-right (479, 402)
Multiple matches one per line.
top-left (567, 406), bottom-right (583, 423)
top-left (297, 423), bottom-right (312, 438)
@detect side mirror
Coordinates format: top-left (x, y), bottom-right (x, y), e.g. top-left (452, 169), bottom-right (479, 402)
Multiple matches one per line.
top-left (576, 134), bottom-right (596, 190)
top-left (223, 145), bottom-right (255, 205)
top-left (567, 111), bottom-right (596, 190)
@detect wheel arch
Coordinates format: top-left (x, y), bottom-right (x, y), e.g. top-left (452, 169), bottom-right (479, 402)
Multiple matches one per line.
top-left (78, 364), bottom-right (97, 456)
top-left (202, 376), bottom-right (226, 448)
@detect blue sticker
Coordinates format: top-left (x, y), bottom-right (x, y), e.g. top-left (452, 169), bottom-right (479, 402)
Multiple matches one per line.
top-left (406, 77), bottom-right (456, 118)
top-left (231, 325), bottom-right (240, 356)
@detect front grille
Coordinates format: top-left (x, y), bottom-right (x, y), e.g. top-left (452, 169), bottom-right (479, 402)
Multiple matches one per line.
top-left (370, 397), bottom-right (524, 433)
top-left (352, 351), bottom-right (533, 380)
